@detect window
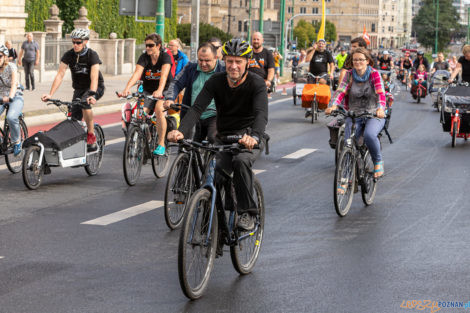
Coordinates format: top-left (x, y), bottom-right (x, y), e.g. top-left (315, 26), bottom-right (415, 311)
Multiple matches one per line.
top-left (391, 16), bottom-right (394, 22)
top-left (312, 7), bottom-right (318, 14)
top-left (372, 23), bottom-right (375, 32)
top-left (300, 7), bottom-right (306, 13)
top-left (244, 21), bottom-right (248, 32)
top-left (238, 21), bottom-right (242, 32)
top-left (382, 16), bottom-right (385, 21)
top-left (288, 7), bottom-right (294, 13)
top-left (382, 27), bottom-right (385, 33)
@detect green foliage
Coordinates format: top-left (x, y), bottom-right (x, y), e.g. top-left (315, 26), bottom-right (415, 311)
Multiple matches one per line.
top-left (312, 20), bottom-right (337, 42)
top-left (293, 20), bottom-right (316, 49)
top-left (56, 0), bottom-right (85, 35)
top-left (24, 0), bottom-right (55, 31)
top-left (177, 23), bottom-right (232, 46)
top-left (412, 0), bottom-right (459, 51)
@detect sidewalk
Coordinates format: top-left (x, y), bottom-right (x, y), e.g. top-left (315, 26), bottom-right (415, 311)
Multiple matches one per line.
top-left (7, 68), bottom-right (295, 127)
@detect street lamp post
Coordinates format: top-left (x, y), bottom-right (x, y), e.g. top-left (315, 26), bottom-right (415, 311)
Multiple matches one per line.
top-left (434, 0), bottom-right (439, 54)
top-left (279, 0), bottom-right (286, 76)
top-left (247, 0), bottom-right (252, 41)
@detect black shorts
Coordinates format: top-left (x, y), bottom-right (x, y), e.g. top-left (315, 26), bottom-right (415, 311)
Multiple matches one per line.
top-left (143, 91), bottom-right (157, 112)
top-left (72, 86), bottom-right (105, 120)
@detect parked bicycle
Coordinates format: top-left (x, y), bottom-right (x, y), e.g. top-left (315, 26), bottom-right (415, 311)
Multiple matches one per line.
top-left (0, 100), bottom-right (28, 173)
top-left (118, 87), bottom-right (175, 186)
top-left (22, 99), bottom-right (104, 190)
top-left (330, 107), bottom-right (379, 217)
top-left (178, 138), bottom-right (267, 300)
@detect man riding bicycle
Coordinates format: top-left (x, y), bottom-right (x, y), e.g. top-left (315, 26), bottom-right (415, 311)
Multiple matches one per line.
top-left (248, 32), bottom-right (275, 92)
top-left (306, 39), bottom-right (335, 84)
top-left (378, 51), bottom-right (394, 71)
top-left (167, 39), bottom-right (268, 231)
top-left (41, 28), bottom-right (104, 151)
top-left (400, 51), bottom-right (413, 84)
top-left (449, 45), bottom-right (470, 84)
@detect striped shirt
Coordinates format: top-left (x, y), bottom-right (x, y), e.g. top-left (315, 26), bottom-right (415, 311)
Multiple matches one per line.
top-left (332, 68), bottom-right (386, 110)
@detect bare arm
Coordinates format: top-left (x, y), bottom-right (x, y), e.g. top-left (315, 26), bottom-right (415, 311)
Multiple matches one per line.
top-left (35, 48), bottom-right (40, 66)
top-left (18, 49), bottom-right (23, 66)
top-left (305, 48), bottom-right (315, 63)
top-left (48, 62), bottom-right (68, 96)
top-left (157, 63), bottom-right (171, 93)
top-left (266, 68), bottom-right (275, 82)
top-left (9, 70), bottom-right (18, 99)
top-left (89, 64), bottom-right (99, 92)
top-left (449, 63), bottom-right (462, 82)
top-left (122, 64), bottom-right (145, 94)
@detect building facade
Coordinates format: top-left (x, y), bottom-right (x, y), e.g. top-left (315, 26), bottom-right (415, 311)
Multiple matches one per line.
top-left (0, 0), bottom-right (28, 42)
top-left (378, 0), bottom-right (412, 49)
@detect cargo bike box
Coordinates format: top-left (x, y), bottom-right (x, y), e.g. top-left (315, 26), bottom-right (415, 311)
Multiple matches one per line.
top-left (441, 85), bottom-right (470, 133)
top-left (301, 83), bottom-right (331, 110)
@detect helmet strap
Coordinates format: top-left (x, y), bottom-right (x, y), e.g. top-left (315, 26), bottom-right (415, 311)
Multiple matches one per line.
top-left (228, 62), bottom-right (249, 87)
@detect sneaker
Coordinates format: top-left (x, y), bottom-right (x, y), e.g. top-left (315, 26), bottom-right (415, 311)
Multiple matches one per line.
top-left (13, 142), bottom-right (22, 156)
top-left (237, 213), bottom-right (255, 231)
top-left (153, 145), bottom-right (166, 156)
top-left (87, 133), bottom-right (97, 152)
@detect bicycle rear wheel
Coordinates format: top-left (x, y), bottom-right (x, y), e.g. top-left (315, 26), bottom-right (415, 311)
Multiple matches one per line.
top-left (164, 152), bottom-right (194, 230)
top-left (123, 125), bottom-right (144, 186)
top-left (151, 126), bottom-right (170, 178)
top-left (5, 118), bottom-right (28, 173)
top-left (334, 147), bottom-right (355, 217)
top-left (178, 188), bottom-right (217, 300)
top-left (85, 124), bottom-right (105, 176)
top-left (230, 178), bottom-right (265, 274)
top-left (361, 150), bottom-right (377, 206)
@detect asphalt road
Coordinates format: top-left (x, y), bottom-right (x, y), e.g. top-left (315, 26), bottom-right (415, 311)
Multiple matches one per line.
top-left (1, 85), bottom-right (470, 313)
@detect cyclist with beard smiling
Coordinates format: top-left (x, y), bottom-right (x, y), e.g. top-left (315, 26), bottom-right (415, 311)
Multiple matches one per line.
top-left (248, 32), bottom-right (275, 91)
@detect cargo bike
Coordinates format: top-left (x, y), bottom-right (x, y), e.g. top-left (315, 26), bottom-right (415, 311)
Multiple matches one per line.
top-left (429, 70), bottom-right (450, 112)
top-left (440, 82), bottom-right (470, 147)
top-left (21, 99), bottom-right (105, 190)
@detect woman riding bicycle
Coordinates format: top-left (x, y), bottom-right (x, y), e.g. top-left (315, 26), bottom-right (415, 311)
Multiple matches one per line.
top-left (119, 33), bottom-right (172, 156)
top-left (325, 47), bottom-right (386, 179)
top-left (0, 44), bottom-right (23, 156)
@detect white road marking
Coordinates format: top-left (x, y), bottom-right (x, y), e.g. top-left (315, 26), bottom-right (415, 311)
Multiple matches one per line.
top-left (0, 164), bottom-right (7, 171)
top-left (282, 148), bottom-right (317, 159)
top-left (81, 200), bottom-right (164, 226)
top-left (102, 122), bottom-right (122, 129)
top-left (269, 98), bottom-right (290, 106)
top-left (0, 256), bottom-right (4, 259)
top-left (106, 137), bottom-right (125, 145)
top-left (253, 169), bottom-right (266, 175)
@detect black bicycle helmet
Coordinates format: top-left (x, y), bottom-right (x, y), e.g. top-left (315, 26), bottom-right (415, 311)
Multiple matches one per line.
top-left (222, 39), bottom-right (253, 59)
top-left (417, 51), bottom-right (424, 56)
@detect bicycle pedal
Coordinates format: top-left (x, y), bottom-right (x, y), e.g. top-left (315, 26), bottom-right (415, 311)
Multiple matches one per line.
top-left (44, 165), bottom-right (52, 175)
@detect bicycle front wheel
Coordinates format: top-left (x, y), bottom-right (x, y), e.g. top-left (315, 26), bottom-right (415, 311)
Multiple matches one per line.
top-left (22, 146), bottom-right (43, 190)
top-left (123, 125), bottom-right (144, 186)
top-left (164, 152), bottom-right (194, 230)
top-left (335, 125), bottom-right (345, 166)
top-left (361, 150), bottom-right (377, 206)
top-left (334, 147), bottom-right (356, 217)
top-left (178, 188), bottom-right (217, 300)
top-left (5, 118), bottom-right (28, 173)
top-left (452, 121), bottom-right (457, 148)
top-left (85, 124), bottom-right (105, 176)
top-left (230, 178), bottom-right (265, 275)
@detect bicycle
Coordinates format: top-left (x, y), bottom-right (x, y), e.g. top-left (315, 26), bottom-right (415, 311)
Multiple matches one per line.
top-left (178, 139), bottom-right (267, 300)
top-left (22, 99), bottom-right (104, 190)
top-left (0, 100), bottom-right (28, 173)
top-left (163, 104), bottom-right (213, 230)
top-left (303, 72), bottom-right (331, 123)
top-left (331, 107), bottom-right (379, 217)
top-left (118, 88), bottom-right (172, 186)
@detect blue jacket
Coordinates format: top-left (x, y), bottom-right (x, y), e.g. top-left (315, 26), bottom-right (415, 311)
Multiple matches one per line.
top-left (174, 50), bottom-right (189, 76)
top-left (164, 61), bottom-right (225, 108)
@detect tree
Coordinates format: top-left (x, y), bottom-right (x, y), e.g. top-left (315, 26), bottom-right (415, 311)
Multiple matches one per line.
top-left (312, 20), bottom-right (337, 42)
top-left (56, 0), bottom-right (85, 35)
top-left (24, 0), bottom-right (55, 31)
top-left (177, 23), bottom-right (232, 46)
top-left (412, 0), bottom-right (459, 51)
top-left (293, 20), bottom-right (316, 49)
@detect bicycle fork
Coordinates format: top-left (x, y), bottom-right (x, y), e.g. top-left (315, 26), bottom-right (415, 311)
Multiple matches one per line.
top-left (451, 109), bottom-right (461, 135)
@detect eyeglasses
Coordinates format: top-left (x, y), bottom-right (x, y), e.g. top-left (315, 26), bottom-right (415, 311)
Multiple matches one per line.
top-left (146, 43), bottom-right (156, 48)
top-left (352, 59), bottom-right (367, 62)
top-left (72, 41), bottom-right (83, 45)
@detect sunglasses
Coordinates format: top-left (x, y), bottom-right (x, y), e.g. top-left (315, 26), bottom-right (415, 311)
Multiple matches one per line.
top-left (72, 41), bottom-right (83, 45)
top-left (146, 43), bottom-right (156, 48)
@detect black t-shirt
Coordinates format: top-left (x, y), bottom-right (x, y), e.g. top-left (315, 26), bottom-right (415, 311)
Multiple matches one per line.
top-left (458, 56), bottom-right (470, 83)
top-left (61, 48), bottom-right (104, 90)
top-left (309, 50), bottom-right (334, 75)
top-left (379, 57), bottom-right (392, 69)
top-left (179, 71), bottom-right (268, 140)
top-left (433, 61), bottom-right (449, 71)
top-left (137, 51), bottom-right (173, 93)
top-left (248, 48), bottom-right (275, 80)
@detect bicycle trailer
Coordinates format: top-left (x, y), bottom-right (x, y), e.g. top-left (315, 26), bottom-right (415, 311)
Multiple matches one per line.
top-left (301, 84), bottom-right (331, 110)
top-left (441, 85), bottom-right (470, 132)
top-left (23, 120), bottom-right (87, 166)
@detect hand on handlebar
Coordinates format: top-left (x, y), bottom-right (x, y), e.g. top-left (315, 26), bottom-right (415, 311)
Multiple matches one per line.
top-left (376, 108), bottom-right (385, 119)
top-left (41, 94), bottom-right (52, 102)
top-left (239, 134), bottom-right (258, 151)
top-left (167, 130), bottom-right (184, 143)
top-left (86, 96), bottom-right (96, 105)
top-left (152, 89), bottom-right (164, 99)
top-left (163, 99), bottom-right (174, 110)
top-left (325, 105), bottom-right (337, 115)
top-left (117, 90), bottom-right (131, 98)
top-left (265, 80), bottom-right (272, 88)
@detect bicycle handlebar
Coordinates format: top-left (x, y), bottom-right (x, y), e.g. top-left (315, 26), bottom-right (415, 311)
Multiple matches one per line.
top-left (47, 99), bottom-right (87, 108)
top-left (306, 72), bottom-right (329, 79)
top-left (177, 139), bottom-right (260, 153)
top-left (330, 106), bottom-right (378, 119)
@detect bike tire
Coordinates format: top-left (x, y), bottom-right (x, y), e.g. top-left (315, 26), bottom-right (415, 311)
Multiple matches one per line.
top-left (123, 125), bottom-right (144, 186)
top-left (334, 147), bottom-right (355, 217)
top-left (85, 124), bottom-right (105, 176)
top-left (5, 118), bottom-right (28, 174)
top-left (230, 178), bottom-right (265, 275)
top-left (22, 146), bottom-right (43, 190)
top-left (164, 152), bottom-right (194, 230)
top-left (361, 150), bottom-right (377, 206)
top-left (178, 188), bottom-right (218, 300)
top-left (293, 88), bottom-right (297, 106)
top-left (335, 126), bottom-right (345, 166)
top-left (452, 121), bottom-right (457, 148)
top-left (151, 126), bottom-right (170, 178)
top-left (311, 96), bottom-right (316, 124)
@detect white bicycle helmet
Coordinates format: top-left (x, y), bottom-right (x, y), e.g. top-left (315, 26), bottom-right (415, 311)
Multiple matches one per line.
top-left (71, 28), bottom-right (90, 40)
top-left (0, 44), bottom-right (9, 57)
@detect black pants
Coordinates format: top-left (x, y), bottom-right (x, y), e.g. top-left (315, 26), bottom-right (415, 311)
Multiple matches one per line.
top-left (72, 87), bottom-right (105, 121)
top-left (215, 139), bottom-right (262, 215)
top-left (194, 116), bottom-right (217, 143)
top-left (23, 59), bottom-right (35, 89)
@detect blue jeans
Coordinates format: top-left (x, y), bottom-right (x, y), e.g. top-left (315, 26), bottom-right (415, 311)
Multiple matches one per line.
top-left (344, 117), bottom-right (385, 163)
top-left (0, 95), bottom-right (24, 143)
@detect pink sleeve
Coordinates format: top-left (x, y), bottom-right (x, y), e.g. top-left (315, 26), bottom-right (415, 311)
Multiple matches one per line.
top-left (371, 71), bottom-right (386, 109)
